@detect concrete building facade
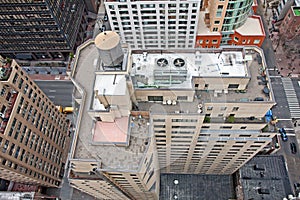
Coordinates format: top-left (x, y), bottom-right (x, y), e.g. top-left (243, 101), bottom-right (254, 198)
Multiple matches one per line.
top-left (0, 0), bottom-right (87, 60)
top-left (104, 0), bottom-right (201, 49)
top-left (103, 0), bottom-right (265, 49)
top-left (68, 32), bottom-right (277, 199)
top-left (196, 0), bottom-right (266, 48)
top-left (0, 57), bottom-right (71, 187)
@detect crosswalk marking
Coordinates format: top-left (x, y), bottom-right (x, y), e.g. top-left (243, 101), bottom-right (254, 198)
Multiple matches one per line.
top-left (282, 78), bottom-right (300, 119)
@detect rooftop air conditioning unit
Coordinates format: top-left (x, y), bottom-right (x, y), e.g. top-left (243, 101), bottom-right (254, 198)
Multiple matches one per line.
top-left (173, 58), bottom-right (185, 67)
top-left (156, 58), bottom-right (169, 67)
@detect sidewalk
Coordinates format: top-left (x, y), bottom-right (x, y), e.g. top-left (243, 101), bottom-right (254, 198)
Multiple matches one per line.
top-left (264, 4), bottom-right (300, 77)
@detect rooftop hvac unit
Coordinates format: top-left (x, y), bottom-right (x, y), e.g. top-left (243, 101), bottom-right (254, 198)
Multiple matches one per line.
top-left (173, 58), bottom-right (185, 67)
top-left (156, 58), bottom-right (168, 67)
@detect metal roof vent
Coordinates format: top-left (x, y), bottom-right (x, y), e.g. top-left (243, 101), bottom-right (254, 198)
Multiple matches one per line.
top-left (173, 58), bottom-right (185, 67)
top-left (156, 58), bottom-right (168, 67)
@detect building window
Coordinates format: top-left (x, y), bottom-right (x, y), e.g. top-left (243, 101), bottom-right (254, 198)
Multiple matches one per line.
top-left (212, 40), bottom-right (218, 44)
top-left (239, 134), bottom-right (251, 137)
top-left (199, 40), bottom-right (203, 44)
top-left (241, 126), bottom-right (247, 129)
top-left (213, 27), bottom-right (218, 32)
top-left (232, 107), bottom-right (239, 111)
top-left (148, 96), bottom-right (163, 102)
top-left (221, 107), bottom-right (227, 111)
top-left (220, 126), bottom-right (232, 129)
top-left (207, 106), bottom-right (213, 111)
top-left (253, 39), bottom-right (260, 44)
top-left (206, 40), bottom-right (209, 44)
top-left (214, 20), bottom-right (220, 24)
top-left (177, 96), bottom-right (188, 101)
top-left (234, 37), bottom-right (239, 42)
top-left (242, 40), bottom-right (246, 44)
top-left (13, 74), bottom-right (19, 84)
top-left (228, 84), bottom-right (239, 88)
top-left (219, 134), bottom-right (230, 137)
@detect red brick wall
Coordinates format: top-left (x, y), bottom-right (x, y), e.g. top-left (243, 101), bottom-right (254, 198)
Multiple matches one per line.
top-left (195, 35), bottom-right (222, 48)
top-left (229, 15), bottom-right (265, 47)
top-left (229, 32), bottom-right (265, 47)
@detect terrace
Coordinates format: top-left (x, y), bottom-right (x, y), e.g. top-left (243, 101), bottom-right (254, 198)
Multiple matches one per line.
top-left (136, 48), bottom-right (274, 113)
top-left (71, 41), bottom-right (151, 171)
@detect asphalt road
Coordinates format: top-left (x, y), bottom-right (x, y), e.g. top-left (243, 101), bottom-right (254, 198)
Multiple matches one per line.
top-left (35, 80), bottom-right (74, 107)
top-left (270, 77), bottom-right (293, 128)
top-left (277, 135), bottom-right (300, 188)
top-left (256, 0), bottom-right (300, 194)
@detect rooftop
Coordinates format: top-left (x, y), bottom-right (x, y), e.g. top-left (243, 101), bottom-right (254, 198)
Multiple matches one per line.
top-left (131, 50), bottom-right (247, 89)
top-left (292, 6), bottom-right (300, 16)
top-left (0, 192), bottom-right (35, 200)
top-left (236, 16), bottom-right (264, 36)
top-left (93, 74), bottom-right (127, 110)
top-left (93, 116), bottom-right (129, 144)
top-left (159, 173), bottom-right (235, 200)
top-left (239, 155), bottom-right (293, 200)
top-left (71, 41), bottom-right (151, 171)
top-left (70, 40), bottom-right (275, 170)
top-left (136, 48), bottom-right (275, 114)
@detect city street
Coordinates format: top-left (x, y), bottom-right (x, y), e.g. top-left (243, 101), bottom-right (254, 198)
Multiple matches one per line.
top-left (256, 0), bottom-right (300, 194)
top-left (35, 80), bottom-right (74, 107)
top-left (277, 135), bottom-right (300, 190)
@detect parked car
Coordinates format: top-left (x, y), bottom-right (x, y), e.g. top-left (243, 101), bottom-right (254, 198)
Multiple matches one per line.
top-left (56, 106), bottom-right (74, 114)
top-left (290, 142), bottom-right (297, 154)
top-left (279, 128), bottom-right (288, 141)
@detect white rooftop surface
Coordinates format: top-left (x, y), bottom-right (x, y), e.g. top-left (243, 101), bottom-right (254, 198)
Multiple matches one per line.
top-left (131, 51), bottom-right (247, 88)
top-left (94, 74), bottom-right (127, 95)
top-left (197, 12), bottom-right (221, 35)
top-left (93, 74), bottom-right (127, 110)
top-left (235, 17), bottom-right (263, 35)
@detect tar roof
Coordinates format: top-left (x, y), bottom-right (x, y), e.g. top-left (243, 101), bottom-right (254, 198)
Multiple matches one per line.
top-left (236, 17), bottom-right (264, 36)
top-left (239, 155), bottom-right (293, 200)
top-left (160, 173), bottom-right (236, 200)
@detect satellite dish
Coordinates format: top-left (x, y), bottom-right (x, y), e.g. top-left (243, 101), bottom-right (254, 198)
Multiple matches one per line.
top-left (156, 58), bottom-right (168, 67)
top-left (173, 58), bottom-right (185, 67)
